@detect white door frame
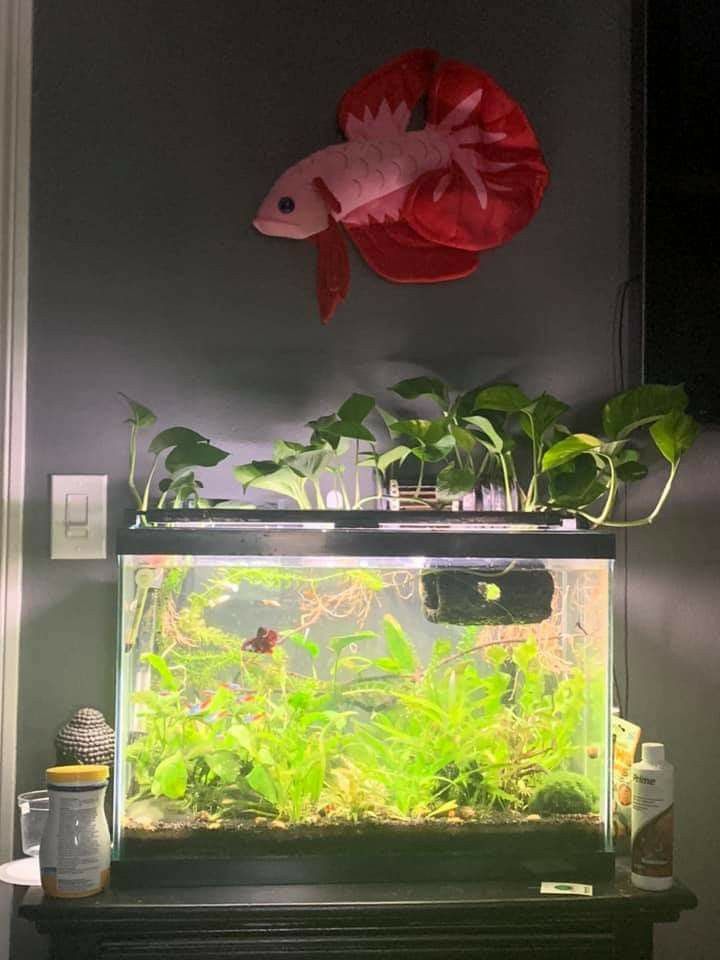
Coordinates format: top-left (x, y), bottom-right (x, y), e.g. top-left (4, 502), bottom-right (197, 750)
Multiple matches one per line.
top-left (0, 0), bottom-right (32, 956)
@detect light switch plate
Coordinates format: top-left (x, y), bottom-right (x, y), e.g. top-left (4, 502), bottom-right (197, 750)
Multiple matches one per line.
top-left (50, 474), bottom-right (107, 559)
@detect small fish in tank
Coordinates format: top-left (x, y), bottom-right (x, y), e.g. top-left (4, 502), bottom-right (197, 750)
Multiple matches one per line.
top-left (114, 513), bottom-right (614, 883)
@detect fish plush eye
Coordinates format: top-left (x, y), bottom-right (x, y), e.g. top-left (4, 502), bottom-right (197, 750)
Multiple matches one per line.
top-left (277, 196), bottom-right (295, 214)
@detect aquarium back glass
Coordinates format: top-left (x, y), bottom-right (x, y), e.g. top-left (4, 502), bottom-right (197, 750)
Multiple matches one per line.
top-left (114, 516), bottom-right (613, 867)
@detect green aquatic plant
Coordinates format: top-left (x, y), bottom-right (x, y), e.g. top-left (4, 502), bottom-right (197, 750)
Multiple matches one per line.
top-left (125, 593), bottom-right (602, 829)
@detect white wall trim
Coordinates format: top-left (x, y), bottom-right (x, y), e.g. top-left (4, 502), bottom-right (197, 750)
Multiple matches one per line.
top-left (0, 0), bottom-right (32, 910)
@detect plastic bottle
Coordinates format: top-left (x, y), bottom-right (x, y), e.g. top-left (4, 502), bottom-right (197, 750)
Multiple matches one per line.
top-left (631, 742), bottom-right (674, 890)
top-left (40, 764), bottom-right (111, 898)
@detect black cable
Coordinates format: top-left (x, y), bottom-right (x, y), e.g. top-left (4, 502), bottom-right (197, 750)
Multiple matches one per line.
top-left (611, 276), bottom-right (640, 718)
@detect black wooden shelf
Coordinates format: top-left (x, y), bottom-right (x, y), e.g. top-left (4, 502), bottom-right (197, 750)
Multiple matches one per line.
top-left (19, 862), bottom-right (697, 960)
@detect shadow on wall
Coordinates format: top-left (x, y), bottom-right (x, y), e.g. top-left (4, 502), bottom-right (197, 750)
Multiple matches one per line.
top-left (16, 576), bottom-right (116, 800)
top-left (628, 433), bottom-right (720, 960)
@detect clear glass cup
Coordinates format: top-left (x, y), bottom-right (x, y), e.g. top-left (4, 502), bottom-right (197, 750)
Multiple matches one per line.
top-left (17, 790), bottom-right (49, 857)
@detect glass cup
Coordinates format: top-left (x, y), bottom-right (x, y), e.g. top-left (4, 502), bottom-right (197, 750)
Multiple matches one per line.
top-left (17, 790), bottom-right (49, 858)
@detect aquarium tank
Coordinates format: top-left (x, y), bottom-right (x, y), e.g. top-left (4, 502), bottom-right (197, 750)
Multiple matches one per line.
top-left (114, 510), bottom-right (614, 885)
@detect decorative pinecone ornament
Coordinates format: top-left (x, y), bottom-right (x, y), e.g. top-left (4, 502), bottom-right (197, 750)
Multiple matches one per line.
top-left (55, 707), bottom-right (115, 767)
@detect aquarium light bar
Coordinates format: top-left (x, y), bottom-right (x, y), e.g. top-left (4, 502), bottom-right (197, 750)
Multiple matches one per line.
top-left (149, 520), bottom-right (337, 532)
top-left (377, 519), bottom-right (578, 532)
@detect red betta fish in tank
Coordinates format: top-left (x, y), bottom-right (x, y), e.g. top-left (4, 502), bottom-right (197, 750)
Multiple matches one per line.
top-left (242, 626), bottom-right (281, 654)
top-left (253, 49), bottom-right (549, 323)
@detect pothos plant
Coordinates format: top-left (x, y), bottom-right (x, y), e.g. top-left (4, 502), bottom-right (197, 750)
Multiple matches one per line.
top-left (121, 394), bottom-right (229, 509)
top-left (382, 379), bottom-right (699, 528)
top-left (234, 393), bottom-right (404, 510)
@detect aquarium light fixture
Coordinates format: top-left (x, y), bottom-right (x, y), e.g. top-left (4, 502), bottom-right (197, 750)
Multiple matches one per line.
top-left (376, 519), bottom-right (578, 532)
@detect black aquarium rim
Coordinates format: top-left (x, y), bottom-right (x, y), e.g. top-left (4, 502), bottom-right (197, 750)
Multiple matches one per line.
top-left (127, 508), bottom-right (579, 530)
top-left (117, 510), bottom-right (615, 560)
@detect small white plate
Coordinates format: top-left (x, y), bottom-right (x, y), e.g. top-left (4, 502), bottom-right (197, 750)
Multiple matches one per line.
top-left (0, 857), bottom-right (41, 886)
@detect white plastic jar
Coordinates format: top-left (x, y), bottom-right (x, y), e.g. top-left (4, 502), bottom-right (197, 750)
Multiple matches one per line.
top-left (40, 764), bottom-right (111, 898)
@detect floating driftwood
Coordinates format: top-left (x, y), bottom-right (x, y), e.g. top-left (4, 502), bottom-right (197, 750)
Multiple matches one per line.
top-left (420, 567), bottom-right (554, 625)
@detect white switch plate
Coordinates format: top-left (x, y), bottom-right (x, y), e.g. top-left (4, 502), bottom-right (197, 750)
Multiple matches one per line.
top-left (50, 474), bottom-right (107, 559)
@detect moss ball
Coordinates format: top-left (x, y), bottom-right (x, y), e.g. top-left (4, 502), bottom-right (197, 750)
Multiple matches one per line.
top-left (528, 772), bottom-right (598, 816)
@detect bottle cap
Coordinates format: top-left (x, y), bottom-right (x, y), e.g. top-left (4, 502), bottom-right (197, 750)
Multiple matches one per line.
top-left (46, 764), bottom-right (109, 785)
top-left (641, 742), bottom-right (665, 765)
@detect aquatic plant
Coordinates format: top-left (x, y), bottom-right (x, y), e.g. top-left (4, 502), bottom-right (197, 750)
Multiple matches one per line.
top-left (528, 771), bottom-right (598, 816)
top-left (120, 394), bottom-right (229, 510)
top-left (125, 580), bottom-right (603, 827)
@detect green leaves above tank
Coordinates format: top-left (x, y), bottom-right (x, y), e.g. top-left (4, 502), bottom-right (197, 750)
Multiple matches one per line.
top-left (119, 394), bottom-right (228, 511)
top-left (235, 394), bottom-right (380, 509)
top-left (539, 384), bottom-right (700, 526)
top-left (120, 393), bottom-right (157, 428)
top-left (119, 377), bottom-right (699, 527)
top-left (602, 383), bottom-right (688, 439)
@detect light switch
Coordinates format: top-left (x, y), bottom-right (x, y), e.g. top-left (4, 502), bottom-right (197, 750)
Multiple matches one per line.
top-left (51, 475), bottom-right (107, 559)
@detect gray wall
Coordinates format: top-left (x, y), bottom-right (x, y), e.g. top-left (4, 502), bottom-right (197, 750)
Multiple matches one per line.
top-left (625, 435), bottom-right (720, 957)
top-left (15, 0), bottom-right (711, 956)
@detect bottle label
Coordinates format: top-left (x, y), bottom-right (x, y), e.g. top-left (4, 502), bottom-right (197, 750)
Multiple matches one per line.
top-left (40, 787), bottom-right (110, 897)
top-left (631, 794), bottom-right (673, 877)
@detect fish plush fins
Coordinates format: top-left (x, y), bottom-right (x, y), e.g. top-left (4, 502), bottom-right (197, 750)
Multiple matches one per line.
top-left (338, 48), bottom-right (439, 139)
top-left (346, 221), bottom-right (478, 283)
top-left (403, 59), bottom-right (549, 251)
top-left (313, 219), bottom-right (350, 323)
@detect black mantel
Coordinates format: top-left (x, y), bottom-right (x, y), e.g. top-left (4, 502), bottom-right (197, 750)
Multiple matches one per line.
top-left (19, 863), bottom-right (697, 960)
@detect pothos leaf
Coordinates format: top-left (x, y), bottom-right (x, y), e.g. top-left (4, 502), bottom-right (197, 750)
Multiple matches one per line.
top-left (463, 415), bottom-right (504, 453)
top-left (149, 427), bottom-right (208, 455)
top-left (325, 420), bottom-right (376, 442)
top-left (602, 384), bottom-right (688, 440)
top-left (520, 393), bottom-right (569, 440)
top-left (616, 460), bottom-right (649, 482)
top-left (119, 393), bottom-right (157, 428)
top-left (234, 461), bottom-right (308, 506)
top-left (165, 442), bottom-right (228, 473)
top-left (375, 445), bottom-right (411, 474)
top-left (436, 464), bottom-right (476, 499)
top-left (390, 376), bottom-right (448, 408)
top-left (649, 410), bottom-right (700, 465)
top-left (472, 384), bottom-right (530, 413)
top-left (548, 453), bottom-right (604, 507)
top-left (337, 393), bottom-right (375, 423)
top-left (541, 433), bottom-right (603, 471)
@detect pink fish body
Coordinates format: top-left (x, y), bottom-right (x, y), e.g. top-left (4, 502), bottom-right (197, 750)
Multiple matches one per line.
top-left (253, 50), bottom-right (548, 323)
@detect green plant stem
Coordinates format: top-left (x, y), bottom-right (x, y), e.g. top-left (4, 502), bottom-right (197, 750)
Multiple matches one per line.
top-left (353, 441), bottom-right (360, 509)
top-left (414, 459), bottom-right (425, 498)
top-left (499, 453), bottom-right (512, 509)
top-left (578, 462), bottom-right (679, 528)
top-left (337, 473), bottom-right (351, 510)
top-left (128, 423), bottom-right (142, 508)
top-left (141, 454), bottom-right (160, 511)
top-left (311, 477), bottom-right (324, 510)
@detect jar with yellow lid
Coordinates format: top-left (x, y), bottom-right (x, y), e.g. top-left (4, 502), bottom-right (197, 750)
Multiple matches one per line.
top-left (40, 764), bottom-right (111, 898)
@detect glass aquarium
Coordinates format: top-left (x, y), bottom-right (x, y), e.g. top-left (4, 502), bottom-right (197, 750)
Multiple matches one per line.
top-left (114, 511), bottom-right (614, 884)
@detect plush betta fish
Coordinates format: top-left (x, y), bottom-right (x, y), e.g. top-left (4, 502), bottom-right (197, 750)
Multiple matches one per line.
top-left (253, 49), bottom-right (549, 323)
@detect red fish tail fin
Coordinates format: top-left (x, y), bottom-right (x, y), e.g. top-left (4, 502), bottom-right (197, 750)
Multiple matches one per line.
top-left (338, 49), bottom-right (439, 140)
top-left (312, 219), bottom-right (349, 324)
top-left (406, 60), bottom-right (549, 251)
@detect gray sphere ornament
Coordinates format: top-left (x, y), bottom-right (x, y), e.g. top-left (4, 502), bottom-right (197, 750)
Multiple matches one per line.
top-left (55, 707), bottom-right (115, 767)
